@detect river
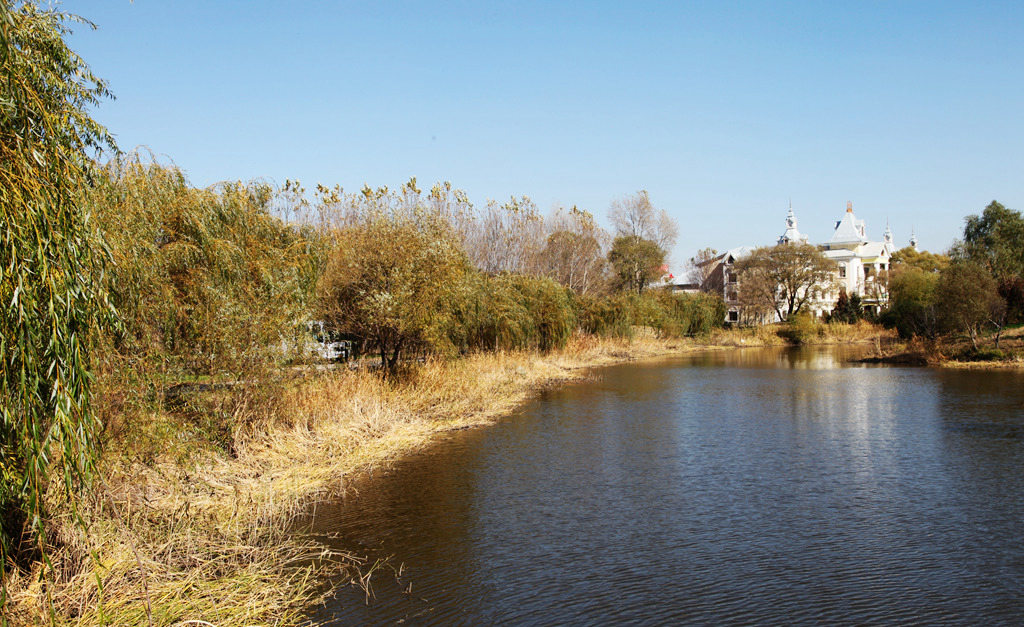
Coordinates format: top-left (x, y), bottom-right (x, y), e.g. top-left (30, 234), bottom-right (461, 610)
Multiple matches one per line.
top-left (308, 345), bottom-right (1024, 625)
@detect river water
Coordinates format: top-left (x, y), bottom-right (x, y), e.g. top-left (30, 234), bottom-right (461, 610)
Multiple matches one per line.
top-left (308, 346), bottom-right (1024, 625)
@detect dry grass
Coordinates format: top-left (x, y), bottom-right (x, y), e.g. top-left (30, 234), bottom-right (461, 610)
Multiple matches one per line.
top-left (708, 319), bottom-right (894, 347)
top-left (6, 325), bottom-right (893, 625)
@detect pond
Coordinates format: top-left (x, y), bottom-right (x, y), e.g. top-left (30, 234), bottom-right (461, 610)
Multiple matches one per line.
top-left (308, 346), bottom-right (1024, 625)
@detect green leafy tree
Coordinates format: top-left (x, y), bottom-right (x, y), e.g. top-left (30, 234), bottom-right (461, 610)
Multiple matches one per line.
top-left (607, 235), bottom-right (666, 294)
top-left (734, 243), bottom-right (835, 321)
top-left (954, 201), bottom-right (1024, 324)
top-left (957, 201), bottom-right (1024, 284)
top-left (884, 266), bottom-right (940, 339)
top-left (0, 2), bottom-right (115, 575)
top-left (829, 291), bottom-right (863, 323)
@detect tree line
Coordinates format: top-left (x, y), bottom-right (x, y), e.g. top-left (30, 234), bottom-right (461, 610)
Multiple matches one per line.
top-left (885, 201), bottom-right (1024, 351)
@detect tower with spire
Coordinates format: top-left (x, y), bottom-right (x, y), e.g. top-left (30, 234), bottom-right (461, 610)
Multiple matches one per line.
top-left (883, 221), bottom-right (896, 254)
top-left (909, 228), bottom-right (918, 251)
top-left (777, 201), bottom-right (809, 245)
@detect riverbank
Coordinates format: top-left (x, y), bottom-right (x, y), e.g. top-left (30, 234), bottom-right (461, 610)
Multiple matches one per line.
top-left (7, 324), bottom-right (889, 625)
top-left (853, 326), bottom-right (1024, 370)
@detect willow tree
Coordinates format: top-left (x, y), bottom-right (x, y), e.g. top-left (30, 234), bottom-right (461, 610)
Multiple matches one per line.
top-left (0, 2), bottom-right (115, 576)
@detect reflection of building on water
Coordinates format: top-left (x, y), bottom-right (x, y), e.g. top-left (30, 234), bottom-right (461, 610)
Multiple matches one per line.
top-left (700, 202), bottom-right (906, 325)
top-left (693, 345), bottom-right (870, 370)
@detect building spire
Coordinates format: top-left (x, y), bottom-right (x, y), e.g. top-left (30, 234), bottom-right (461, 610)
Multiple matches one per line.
top-left (846, 200), bottom-right (853, 213)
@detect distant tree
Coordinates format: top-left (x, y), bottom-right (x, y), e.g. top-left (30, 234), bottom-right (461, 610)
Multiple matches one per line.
top-left (733, 243), bottom-right (835, 321)
top-left (318, 212), bottom-right (468, 376)
top-left (891, 246), bottom-right (949, 273)
top-left (608, 235), bottom-right (666, 294)
top-left (608, 190), bottom-right (678, 251)
top-left (687, 247), bottom-right (720, 288)
top-left (935, 261), bottom-right (1005, 349)
top-left (884, 266), bottom-right (941, 339)
top-left (956, 200), bottom-right (1024, 284)
top-left (953, 200), bottom-right (1024, 325)
top-left (535, 206), bottom-right (609, 295)
top-left (462, 196), bottom-right (545, 275)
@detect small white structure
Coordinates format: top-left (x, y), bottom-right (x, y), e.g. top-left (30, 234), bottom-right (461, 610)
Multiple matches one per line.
top-left (777, 202), bottom-right (809, 246)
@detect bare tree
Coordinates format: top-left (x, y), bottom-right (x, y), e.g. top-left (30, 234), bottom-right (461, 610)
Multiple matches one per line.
top-left (608, 190), bottom-right (678, 251)
top-left (734, 243), bottom-right (836, 321)
top-left (687, 247), bottom-right (719, 288)
top-left (464, 196), bottom-right (545, 275)
top-left (536, 206), bottom-right (610, 295)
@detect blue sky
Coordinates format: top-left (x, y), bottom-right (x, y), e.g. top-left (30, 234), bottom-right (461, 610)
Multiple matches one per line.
top-left (69, 1), bottom-right (1024, 266)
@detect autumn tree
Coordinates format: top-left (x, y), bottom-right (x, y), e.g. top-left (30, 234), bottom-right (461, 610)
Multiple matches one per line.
top-left (318, 211), bottom-right (468, 376)
top-left (464, 196), bottom-right (545, 275)
top-left (535, 206), bottom-right (609, 295)
top-left (891, 246), bottom-right (949, 273)
top-left (935, 262), bottom-right (1006, 349)
top-left (733, 243), bottom-right (835, 321)
top-left (687, 247), bottom-right (720, 289)
top-left (608, 235), bottom-right (666, 294)
top-left (608, 190), bottom-right (678, 251)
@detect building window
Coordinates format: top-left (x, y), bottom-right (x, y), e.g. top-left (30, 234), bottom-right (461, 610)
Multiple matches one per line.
top-left (728, 310), bottom-right (739, 322)
top-left (838, 265), bottom-right (846, 279)
top-left (727, 270), bottom-right (737, 284)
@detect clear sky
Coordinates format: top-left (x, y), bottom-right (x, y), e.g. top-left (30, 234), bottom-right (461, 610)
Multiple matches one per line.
top-left (68, 1), bottom-right (1024, 266)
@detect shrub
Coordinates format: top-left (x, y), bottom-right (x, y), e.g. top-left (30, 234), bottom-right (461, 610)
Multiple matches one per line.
top-left (780, 312), bottom-right (822, 345)
top-left (574, 293), bottom-right (634, 338)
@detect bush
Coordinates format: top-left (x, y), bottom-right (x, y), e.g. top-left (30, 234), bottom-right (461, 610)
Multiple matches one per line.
top-left (961, 348), bottom-right (1006, 362)
top-left (572, 290), bottom-right (725, 339)
top-left (780, 312), bottom-right (822, 345)
top-left (574, 293), bottom-right (634, 338)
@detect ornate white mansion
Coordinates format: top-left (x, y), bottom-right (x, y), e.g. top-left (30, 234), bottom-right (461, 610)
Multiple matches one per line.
top-left (703, 202), bottom-right (914, 324)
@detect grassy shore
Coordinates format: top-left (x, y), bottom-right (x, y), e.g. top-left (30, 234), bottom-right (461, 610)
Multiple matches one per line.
top-left (7, 324), bottom-right (889, 626)
top-left (856, 325), bottom-right (1024, 369)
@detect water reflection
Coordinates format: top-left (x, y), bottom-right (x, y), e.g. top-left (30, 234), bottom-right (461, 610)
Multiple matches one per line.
top-left (310, 347), bottom-right (1024, 625)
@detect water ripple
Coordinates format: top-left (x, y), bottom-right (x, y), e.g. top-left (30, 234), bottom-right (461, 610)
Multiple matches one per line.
top-left (310, 347), bottom-right (1024, 625)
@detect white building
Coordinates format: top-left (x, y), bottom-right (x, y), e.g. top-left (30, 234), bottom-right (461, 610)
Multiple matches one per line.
top-left (704, 202), bottom-right (901, 324)
top-left (820, 202), bottom-right (896, 315)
